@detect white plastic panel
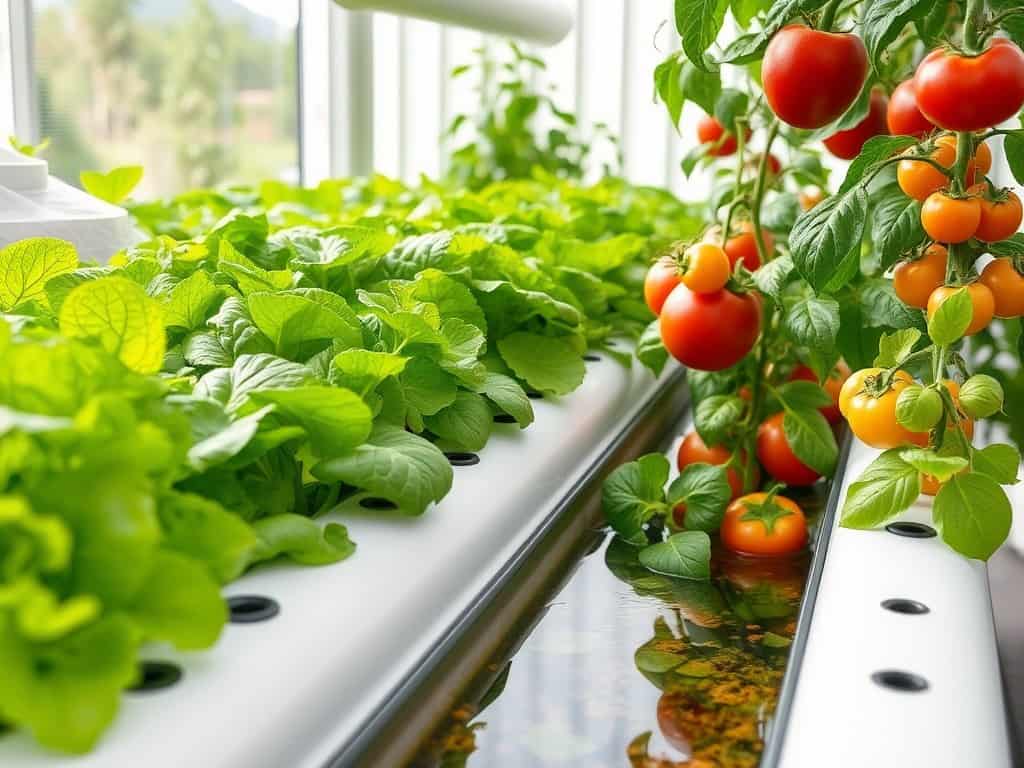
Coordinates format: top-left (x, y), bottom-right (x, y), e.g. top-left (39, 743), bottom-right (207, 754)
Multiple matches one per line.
top-left (0, 354), bottom-right (679, 767)
top-left (0, 147), bottom-right (138, 262)
top-left (780, 438), bottom-right (1012, 768)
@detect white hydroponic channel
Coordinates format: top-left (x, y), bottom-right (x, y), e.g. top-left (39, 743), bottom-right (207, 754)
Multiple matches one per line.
top-left (779, 438), bottom-right (1014, 768)
top-left (0, 352), bottom-right (677, 768)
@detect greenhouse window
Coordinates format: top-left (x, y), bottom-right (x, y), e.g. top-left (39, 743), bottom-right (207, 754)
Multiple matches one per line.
top-left (30, 0), bottom-right (300, 196)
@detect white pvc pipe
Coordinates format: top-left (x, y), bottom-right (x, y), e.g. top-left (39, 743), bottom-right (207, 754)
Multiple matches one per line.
top-left (335, 0), bottom-right (574, 46)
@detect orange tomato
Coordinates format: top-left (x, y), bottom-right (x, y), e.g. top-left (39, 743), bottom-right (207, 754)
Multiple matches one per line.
top-left (972, 188), bottom-right (1023, 242)
top-left (839, 368), bottom-right (927, 449)
top-left (681, 242), bottom-right (731, 294)
top-left (920, 192), bottom-right (980, 243)
top-left (721, 493), bottom-right (808, 557)
top-left (926, 283), bottom-right (995, 336)
top-left (979, 258), bottom-right (1024, 318)
top-left (892, 244), bottom-right (948, 309)
top-left (799, 187), bottom-right (824, 211)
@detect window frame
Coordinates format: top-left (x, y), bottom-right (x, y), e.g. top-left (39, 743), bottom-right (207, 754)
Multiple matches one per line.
top-left (1, 0), bottom-right (37, 142)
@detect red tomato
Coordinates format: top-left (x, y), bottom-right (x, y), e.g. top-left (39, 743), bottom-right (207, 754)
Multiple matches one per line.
top-left (765, 153), bottom-right (782, 176)
top-left (676, 431), bottom-right (757, 500)
top-left (725, 222), bottom-right (773, 270)
top-left (756, 412), bottom-right (821, 486)
top-left (659, 286), bottom-right (761, 372)
top-left (696, 113), bottom-right (744, 157)
top-left (886, 78), bottom-right (936, 138)
top-left (824, 88), bottom-right (889, 160)
top-left (762, 25), bottom-right (869, 129)
top-left (789, 362), bottom-right (851, 424)
top-left (915, 39), bottom-right (1024, 131)
top-left (644, 258), bottom-right (681, 315)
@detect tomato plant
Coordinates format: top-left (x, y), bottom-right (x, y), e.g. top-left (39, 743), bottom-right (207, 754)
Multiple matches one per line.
top-left (979, 258), bottom-right (1024, 318)
top-left (721, 491), bottom-right (808, 557)
top-left (972, 186), bottom-right (1023, 243)
top-left (921, 192), bottom-right (981, 243)
top-left (927, 283), bottom-right (995, 336)
top-left (892, 245), bottom-right (947, 309)
top-left (681, 242), bottom-right (731, 293)
top-left (757, 412), bottom-right (822, 486)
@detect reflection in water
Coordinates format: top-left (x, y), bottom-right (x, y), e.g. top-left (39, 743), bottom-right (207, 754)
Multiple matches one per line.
top-left (417, 490), bottom-right (824, 768)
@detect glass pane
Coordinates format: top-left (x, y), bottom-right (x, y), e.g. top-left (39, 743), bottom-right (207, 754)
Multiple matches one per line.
top-left (31, 0), bottom-right (299, 197)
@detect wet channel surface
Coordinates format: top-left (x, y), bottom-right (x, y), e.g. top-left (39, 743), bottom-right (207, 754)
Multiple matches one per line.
top-left (412, 487), bottom-right (827, 767)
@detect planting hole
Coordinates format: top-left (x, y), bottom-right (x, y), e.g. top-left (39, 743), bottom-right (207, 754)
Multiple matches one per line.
top-left (446, 452), bottom-right (480, 467)
top-left (228, 595), bottom-right (280, 624)
top-left (493, 413), bottom-right (517, 424)
top-left (129, 661), bottom-right (182, 692)
top-left (871, 670), bottom-right (929, 693)
top-left (885, 522), bottom-right (936, 539)
top-left (360, 496), bottom-right (398, 511)
top-left (526, 390), bottom-right (544, 400)
top-left (881, 598), bottom-right (929, 615)
top-left (583, 353), bottom-right (601, 362)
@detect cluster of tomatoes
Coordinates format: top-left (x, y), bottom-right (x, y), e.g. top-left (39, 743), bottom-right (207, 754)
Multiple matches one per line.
top-left (644, 234), bottom-right (764, 373)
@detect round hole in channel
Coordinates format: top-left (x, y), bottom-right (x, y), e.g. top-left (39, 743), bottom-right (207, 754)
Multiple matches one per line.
top-left (871, 669), bottom-right (929, 693)
top-left (445, 452), bottom-right (480, 467)
top-left (583, 353), bottom-right (601, 362)
top-left (228, 595), bottom-right (280, 624)
top-left (129, 661), bottom-right (182, 693)
top-left (360, 496), bottom-right (398, 511)
top-left (885, 521), bottom-right (937, 539)
top-left (881, 598), bottom-right (930, 615)
top-left (525, 390), bottom-right (544, 400)
top-left (493, 413), bottom-right (517, 424)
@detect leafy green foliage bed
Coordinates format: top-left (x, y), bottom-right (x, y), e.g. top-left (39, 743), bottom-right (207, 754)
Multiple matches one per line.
top-left (0, 172), bottom-right (699, 753)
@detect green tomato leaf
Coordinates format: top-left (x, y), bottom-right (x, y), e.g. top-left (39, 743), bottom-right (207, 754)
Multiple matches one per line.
top-left (752, 254), bottom-right (794, 300)
top-left (675, 0), bottom-right (728, 71)
top-left (841, 449), bottom-right (920, 529)
top-left (899, 448), bottom-right (968, 481)
top-left (933, 472), bottom-right (1011, 560)
top-left (861, 0), bottom-right (934, 71)
top-left (0, 237), bottom-right (78, 311)
top-left (783, 407), bottom-right (837, 476)
top-left (785, 295), bottom-right (840, 353)
top-left (639, 531), bottom-right (712, 580)
top-left (874, 328), bottom-right (922, 367)
top-left (497, 332), bottom-right (585, 396)
top-left (972, 443), bottom-right (1021, 485)
top-left (637, 319), bottom-right (668, 376)
top-left (927, 287), bottom-right (972, 346)
top-left (59, 276), bottom-right (166, 374)
top-left (1000, 129), bottom-right (1024, 186)
top-left (602, 453), bottom-right (670, 546)
top-left (838, 135), bottom-right (919, 194)
top-left (775, 380), bottom-right (832, 411)
top-left (694, 394), bottom-right (744, 447)
top-left (871, 183), bottom-right (925, 271)
top-left (666, 463), bottom-right (731, 532)
top-left (790, 186), bottom-right (869, 293)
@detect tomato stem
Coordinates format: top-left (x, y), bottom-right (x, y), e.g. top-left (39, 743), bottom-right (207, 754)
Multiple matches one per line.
top-left (723, 118), bottom-right (748, 239)
top-left (751, 120), bottom-right (780, 265)
top-left (962, 0), bottom-right (986, 55)
top-left (819, 0), bottom-right (844, 32)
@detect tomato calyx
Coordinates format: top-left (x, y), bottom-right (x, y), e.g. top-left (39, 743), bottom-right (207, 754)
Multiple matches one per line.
top-left (737, 485), bottom-right (792, 535)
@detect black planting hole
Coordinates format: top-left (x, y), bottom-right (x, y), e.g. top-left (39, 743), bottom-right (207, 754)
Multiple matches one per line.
top-left (885, 522), bottom-right (937, 539)
top-left (526, 390), bottom-right (544, 400)
top-left (129, 661), bottom-right (182, 692)
top-left (583, 353), bottom-right (601, 362)
top-left (446, 452), bottom-right (480, 467)
top-left (360, 496), bottom-right (398, 511)
top-left (881, 598), bottom-right (930, 615)
top-left (228, 595), bottom-right (280, 624)
top-left (494, 413), bottom-right (518, 424)
top-left (871, 669), bottom-right (929, 693)
top-left (605, 339), bottom-right (619, 348)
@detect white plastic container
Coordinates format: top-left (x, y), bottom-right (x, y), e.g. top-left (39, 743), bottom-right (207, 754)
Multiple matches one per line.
top-left (0, 147), bottom-right (137, 262)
